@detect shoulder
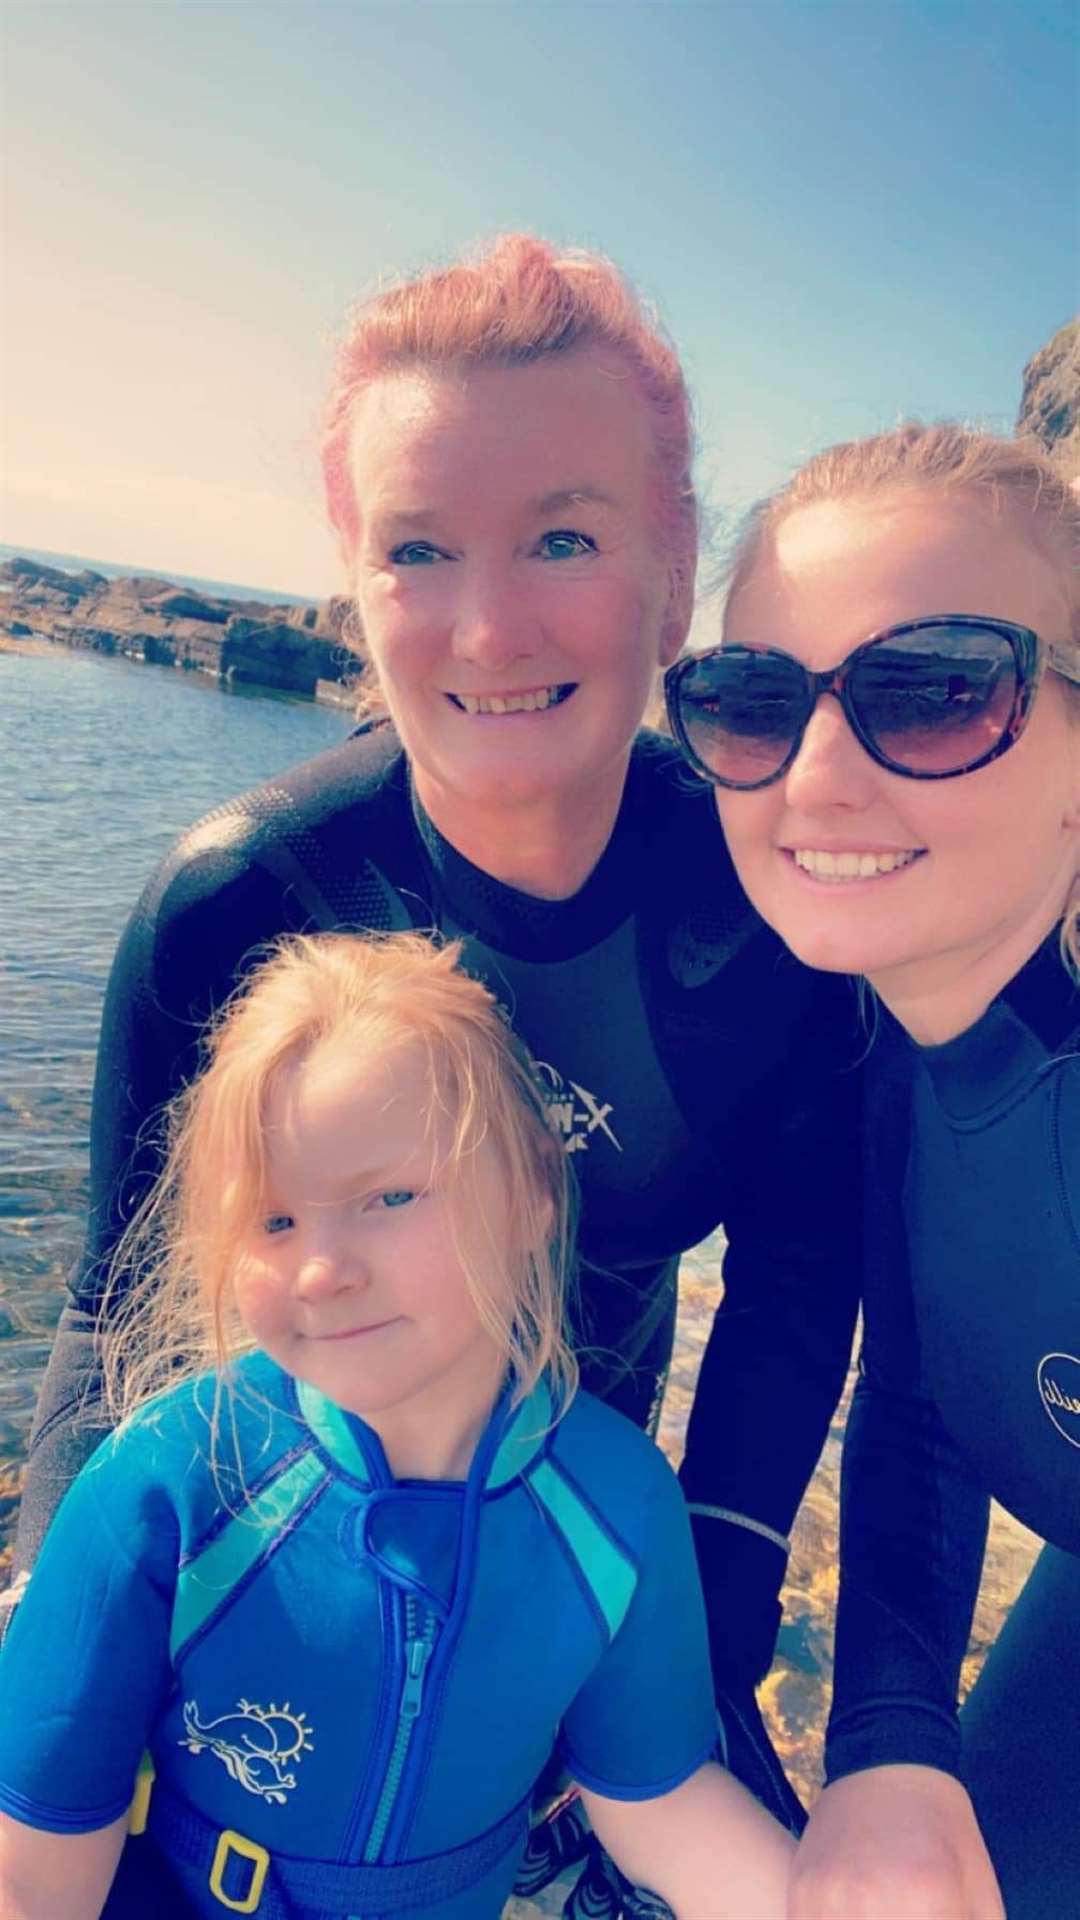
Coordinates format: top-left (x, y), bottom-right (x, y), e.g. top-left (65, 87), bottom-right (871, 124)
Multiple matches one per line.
top-left (92, 1356), bottom-right (307, 1521)
top-left (90, 1372), bottom-right (220, 1502)
top-left (113, 724), bottom-right (417, 1019)
top-left (539, 1398), bottom-right (699, 1639)
top-left (624, 730), bottom-right (756, 971)
top-left (144, 722), bottom-right (410, 923)
top-left (626, 728), bottom-right (728, 848)
top-left (627, 736), bottom-right (861, 1047)
top-left (548, 1391), bottom-right (683, 1525)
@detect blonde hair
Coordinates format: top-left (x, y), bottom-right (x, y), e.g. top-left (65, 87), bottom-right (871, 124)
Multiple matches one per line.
top-left (100, 933), bottom-right (578, 1432)
top-left (726, 421), bottom-right (1080, 974)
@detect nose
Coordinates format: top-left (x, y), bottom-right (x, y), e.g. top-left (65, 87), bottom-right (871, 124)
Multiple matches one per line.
top-left (451, 565), bottom-right (541, 672)
top-left (782, 694), bottom-right (879, 811)
top-left (294, 1241), bottom-right (366, 1301)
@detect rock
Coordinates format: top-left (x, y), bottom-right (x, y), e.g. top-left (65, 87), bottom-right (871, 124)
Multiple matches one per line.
top-left (223, 616), bottom-right (342, 695)
top-left (0, 561), bottom-right (356, 699)
top-left (1016, 315), bottom-right (1080, 476)
top-left (146, 589), bottom-right (229, 624)
top-left (0, 557), bottom-right (81, 594)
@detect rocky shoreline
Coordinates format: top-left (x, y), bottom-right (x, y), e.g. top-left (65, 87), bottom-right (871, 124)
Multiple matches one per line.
top-left (0, 556), bottom-right (359, 702)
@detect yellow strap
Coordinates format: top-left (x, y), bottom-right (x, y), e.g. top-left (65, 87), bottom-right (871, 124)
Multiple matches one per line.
top-left (209, 1828), bottom-right (270, 1913)
top-left (127, 1754), bottom-right (155, 1836)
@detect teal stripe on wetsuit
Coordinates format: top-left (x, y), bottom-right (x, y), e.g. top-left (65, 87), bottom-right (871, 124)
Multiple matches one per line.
top-left (0, 1353), bottom-right (717, 1918)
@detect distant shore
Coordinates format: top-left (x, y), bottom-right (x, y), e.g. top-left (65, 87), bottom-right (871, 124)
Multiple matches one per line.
top-left (1, 555), bottom-right (358, 703)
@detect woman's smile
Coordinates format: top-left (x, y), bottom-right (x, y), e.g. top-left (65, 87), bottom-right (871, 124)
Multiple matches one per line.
top-left (784, 845), bottom-right (926, 883)
top-left (445, 682), bottom-right (577, 716)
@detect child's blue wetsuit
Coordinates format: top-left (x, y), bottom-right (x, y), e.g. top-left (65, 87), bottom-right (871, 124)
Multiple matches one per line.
top-left (827, 938), bottom-right (1080, 1914)
top-left (0, 1353), bottom-right (717, 1918)
top-left (14, 725), bottom-right (864, 1835)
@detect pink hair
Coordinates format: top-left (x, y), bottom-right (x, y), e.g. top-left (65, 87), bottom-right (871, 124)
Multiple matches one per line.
top-left (321, 233), bottom-right (698, 637)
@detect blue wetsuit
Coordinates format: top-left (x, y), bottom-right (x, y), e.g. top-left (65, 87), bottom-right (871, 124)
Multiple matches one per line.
top-left (0, 1354), bottom-right (716, 1918)
top-left (14, 725), bottom-right (863, 1836)
top-left (827, 938), bottom-right (1079, 1914)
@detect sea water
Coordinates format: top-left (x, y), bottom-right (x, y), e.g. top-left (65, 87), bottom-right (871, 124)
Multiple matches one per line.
top-left (0, 646), bottom-right (347, 1500)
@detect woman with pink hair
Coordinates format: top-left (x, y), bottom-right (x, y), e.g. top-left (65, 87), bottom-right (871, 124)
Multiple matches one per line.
top-left (12, 235), bottom-right (863, 1914)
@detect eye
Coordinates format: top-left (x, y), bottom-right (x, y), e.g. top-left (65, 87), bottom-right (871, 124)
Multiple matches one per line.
top-left (262, 1213), bottom-right (295, 1236)
top-left (389, 541), bottom-right (447, 566)
top-left (375, 1189), bottom-right (417, 1210)
top-left (536, 529), bottom-right (597, 562)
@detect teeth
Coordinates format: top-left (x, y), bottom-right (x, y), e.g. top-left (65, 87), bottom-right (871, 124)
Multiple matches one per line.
top-left (454, 686), bottom-right (560, 715)
top-left (793, 848), bottom-right (919, 880)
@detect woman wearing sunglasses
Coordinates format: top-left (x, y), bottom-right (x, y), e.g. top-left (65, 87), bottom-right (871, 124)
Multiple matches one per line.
top-left (667, 422), bottom-right (1080, 1920)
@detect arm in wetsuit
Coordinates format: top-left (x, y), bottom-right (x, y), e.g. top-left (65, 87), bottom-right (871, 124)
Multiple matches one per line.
top-left (824, 1023), bottom-right (990, 1788)
top-left (675, 971), bottom-right (865, 1827)
top-left (784, 1021), bottom-right (1003, 1919)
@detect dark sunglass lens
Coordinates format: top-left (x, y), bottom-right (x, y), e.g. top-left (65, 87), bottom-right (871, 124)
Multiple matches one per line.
top-left (850, 623), bottom-right (1018, 774)
top-left (675, 650), bottom-right (808, 785)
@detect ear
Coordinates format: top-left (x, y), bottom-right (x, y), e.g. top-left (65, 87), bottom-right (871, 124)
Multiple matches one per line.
top-left (659, 564), bottom-right (695, 668)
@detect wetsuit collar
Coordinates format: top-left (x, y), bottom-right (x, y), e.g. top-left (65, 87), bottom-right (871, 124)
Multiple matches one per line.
top-left (407, 734), bottom-right (685, 961)
top-left (915, 934), bottom-right (1079, 1120)
top-left (291, 1371), bottom-right (554, 1492)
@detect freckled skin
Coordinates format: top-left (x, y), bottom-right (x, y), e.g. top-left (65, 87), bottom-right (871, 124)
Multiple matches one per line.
top-left (348, 353), bottom-right (679, 851)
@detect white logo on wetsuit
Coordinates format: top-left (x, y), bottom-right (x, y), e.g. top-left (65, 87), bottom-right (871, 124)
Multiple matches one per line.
top-left (534, 1061), bottom-right (621, 1156)
top-left (179, 1696), bottom-right (315, 1803)
top-left (1036, 1352), bottom-right (1080, 1450)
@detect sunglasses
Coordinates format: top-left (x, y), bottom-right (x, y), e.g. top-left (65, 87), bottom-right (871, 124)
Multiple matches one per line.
top-left (664, 615), bottom-right (1080, 791)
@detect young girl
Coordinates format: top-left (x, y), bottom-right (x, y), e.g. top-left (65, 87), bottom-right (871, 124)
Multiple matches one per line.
top-left (0, 933), bottom-right (794, 1920)
top-left (665, 423), bottom-right (1080, 1920)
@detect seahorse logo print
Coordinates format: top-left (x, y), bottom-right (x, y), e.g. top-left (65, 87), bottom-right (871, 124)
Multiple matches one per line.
top-left (179, 1697), bottom-right (315, 1803)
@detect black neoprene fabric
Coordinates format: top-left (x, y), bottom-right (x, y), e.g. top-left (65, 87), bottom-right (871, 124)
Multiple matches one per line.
top-left (16, 726), bottom-right (864, 1726)
top-left (827, 936), bottom-right (1079, 1894)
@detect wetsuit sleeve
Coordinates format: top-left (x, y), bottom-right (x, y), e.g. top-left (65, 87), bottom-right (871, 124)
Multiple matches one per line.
top-left (0, 1436), bottom-right (177, 1829)
top-left (825, 1031), bottom-right (989, 1784)
top-left (678, 1008), bottom-right (863, 1692)
top-left (559, 1453), bottom-right (717, 1799)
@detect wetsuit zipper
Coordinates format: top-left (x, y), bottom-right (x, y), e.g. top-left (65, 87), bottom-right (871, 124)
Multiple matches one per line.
top-left (362, 1593), bottom-right (438, 1863)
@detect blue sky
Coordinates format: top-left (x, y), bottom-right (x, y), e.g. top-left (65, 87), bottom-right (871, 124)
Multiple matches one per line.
top-left (2, 0), bottom-right (1076, 600)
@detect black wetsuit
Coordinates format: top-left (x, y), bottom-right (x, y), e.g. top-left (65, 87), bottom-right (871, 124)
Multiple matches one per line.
top-left (828, 938), bottom-right (1080, 1914)
top-left (15, 724), bottom-right (863, 1836)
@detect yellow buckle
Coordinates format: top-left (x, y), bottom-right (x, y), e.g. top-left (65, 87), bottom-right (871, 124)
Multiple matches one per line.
top-left (127, 1753), bottom-right (155, 1836)
top-left (208, 1829), bottom-right (270, 1913)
